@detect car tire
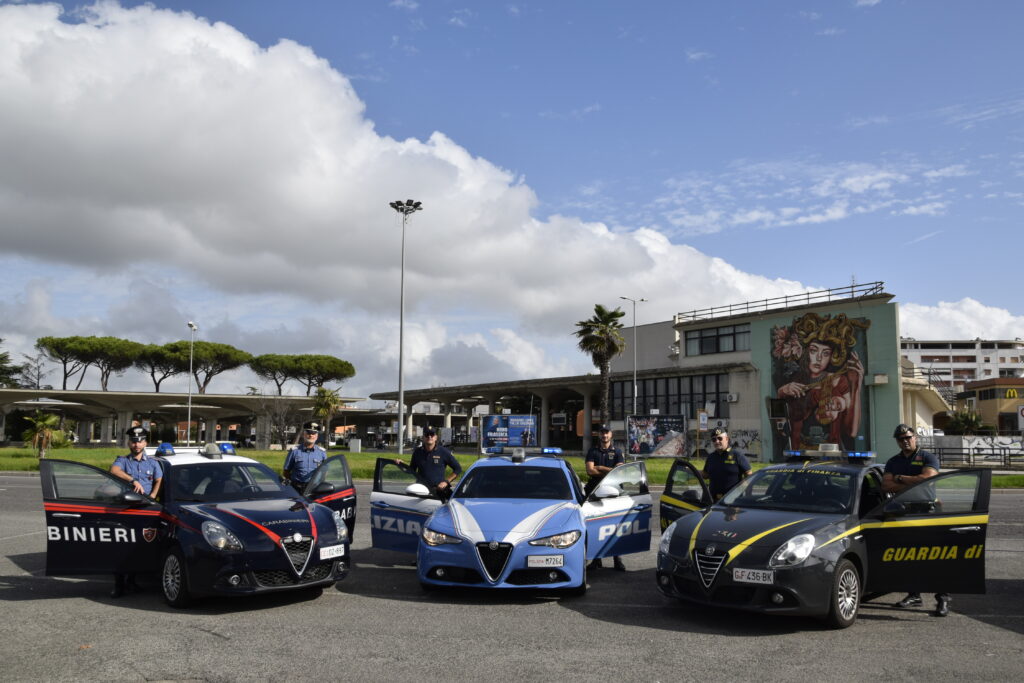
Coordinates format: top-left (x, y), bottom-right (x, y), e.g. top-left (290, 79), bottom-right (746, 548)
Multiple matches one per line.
top-left (161, 547), bottom-right (192, 608)
top-left (564, 566), bottom-right (587, 597)
top-left (826, 558), bottom-right (860, 629)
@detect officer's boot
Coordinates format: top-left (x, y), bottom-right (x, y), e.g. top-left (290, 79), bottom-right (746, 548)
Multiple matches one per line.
top-left (896, 593), bottom-right (922, 608)
top-left (934, 594), bottom-right (951, 617)
top-left (110, 574), bottom-right (126, 598)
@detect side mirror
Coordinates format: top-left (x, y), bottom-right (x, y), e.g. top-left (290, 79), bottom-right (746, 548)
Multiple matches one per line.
top-left (121, 491), bottom-right (145, 505)
top-left (594, 484), bottom-right (620, 499)
top-left (405, 483), bottom-right (432, 497)
top-left (310, 482), bottom-right (336, 496)
top-left (681, 489), bottom-right (702, 505)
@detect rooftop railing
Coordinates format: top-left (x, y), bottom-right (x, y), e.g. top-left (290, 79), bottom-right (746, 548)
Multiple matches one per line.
top-left (675, 281), bottom-right (885, 324)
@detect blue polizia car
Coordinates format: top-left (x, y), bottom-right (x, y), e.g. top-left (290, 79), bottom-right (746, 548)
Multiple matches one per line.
top-left (368, 449), bottom-right (653, 594)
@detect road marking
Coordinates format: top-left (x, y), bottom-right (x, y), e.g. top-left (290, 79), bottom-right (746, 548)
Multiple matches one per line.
top-left (0, 531), bottom-right (44, 542)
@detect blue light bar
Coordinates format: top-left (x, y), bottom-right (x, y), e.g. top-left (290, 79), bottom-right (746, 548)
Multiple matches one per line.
top-left (846, 451), bottom-right (874, 459)
top-left (485, 446), bottom-right (505, 454)
top-left (541, 447), bottom-right (563, 454)
top-left (783, 450), bottom-right (803, 458)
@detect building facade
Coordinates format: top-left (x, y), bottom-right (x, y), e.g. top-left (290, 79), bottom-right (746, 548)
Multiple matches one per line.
top-left (900, 338), bottom-right (1024, 385)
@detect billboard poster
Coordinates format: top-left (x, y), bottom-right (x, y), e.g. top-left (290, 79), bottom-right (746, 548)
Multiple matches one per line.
top-left (481, 414), bottom-right (538, 451)
top-left (627, 415), bottom-right (688, 457)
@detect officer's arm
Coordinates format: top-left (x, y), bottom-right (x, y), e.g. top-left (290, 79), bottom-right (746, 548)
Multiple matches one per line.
top-left (111, 462), bottom-right (145, 494)
top-left (150, 477), bottom-right (163, 499)
top-left (881, 472), bottom-right (901, 494)
top-left (585, 458), bottom-right (601, 477)
top-left (895, 467), bottom-right (938, 488)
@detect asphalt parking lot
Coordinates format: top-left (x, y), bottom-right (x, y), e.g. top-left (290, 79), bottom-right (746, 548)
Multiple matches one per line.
top-left (2, 472), bottom-right (1022, 682)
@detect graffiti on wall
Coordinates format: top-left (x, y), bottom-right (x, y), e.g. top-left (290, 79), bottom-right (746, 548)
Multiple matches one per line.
top-left (772, 312), bottom-right (872, 452)
top-left (693, 428), bottom-right (762, 461)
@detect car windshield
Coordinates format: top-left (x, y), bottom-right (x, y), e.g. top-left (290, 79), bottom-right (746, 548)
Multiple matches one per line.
top-left (456, 466), bottom-right (572, 500)
top-left (720, 467), bottom-right (855, 513)
top-left (169, 462), bottom-right (296, 502)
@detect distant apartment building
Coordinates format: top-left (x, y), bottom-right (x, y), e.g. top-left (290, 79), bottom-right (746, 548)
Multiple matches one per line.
top-left (900, 339), bottom-right (1024, 388)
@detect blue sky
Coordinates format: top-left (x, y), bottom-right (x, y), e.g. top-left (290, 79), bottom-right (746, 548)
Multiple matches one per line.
top-left (0, 1), bottom-right (1021, 400)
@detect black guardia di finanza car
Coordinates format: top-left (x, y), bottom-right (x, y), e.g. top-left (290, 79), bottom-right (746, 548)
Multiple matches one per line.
top-left (40, 448), bottom-right (357, 606)
top-left (655, 454), bottom-right (990, 628)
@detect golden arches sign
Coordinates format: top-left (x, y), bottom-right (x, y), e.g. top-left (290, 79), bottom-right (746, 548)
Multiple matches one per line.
top-left (1007, 388), bottom-right (1019, 399)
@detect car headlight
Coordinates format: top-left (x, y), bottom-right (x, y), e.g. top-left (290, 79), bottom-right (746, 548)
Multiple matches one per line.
top-left (528, 530), bottom-right (581, 548)
top-left (659, 521), bottom-right (678, 555)
top-left (332, 510), bottom-right (349, 542)
top-left (769, 533), bottom-right (815, 567)
top-left (201, 521), bottom-right (243, 551)
top-left (422, 528), bottom-right (462, 546)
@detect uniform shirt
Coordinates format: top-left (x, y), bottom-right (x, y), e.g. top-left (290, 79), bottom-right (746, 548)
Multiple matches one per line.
top-left (884, 448), bottom-right (941, 477)
top-left (112, 454), bottom-right (163, 495)
top-left (585, 445), bottom-right (624, 483)
top-left (410, 445), bottom-right (462, 487)
top-left (703, 448), bottom-right (751, 498)
top-left (284, 445), bottom-right (327, 484)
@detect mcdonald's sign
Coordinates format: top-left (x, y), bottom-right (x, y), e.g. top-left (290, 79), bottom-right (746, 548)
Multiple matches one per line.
top-left (1007, 388), bottom-right (1019, 399)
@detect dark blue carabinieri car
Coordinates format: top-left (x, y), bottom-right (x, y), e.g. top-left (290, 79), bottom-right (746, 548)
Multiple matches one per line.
top-left (40, 449), bottom-right (356, 607)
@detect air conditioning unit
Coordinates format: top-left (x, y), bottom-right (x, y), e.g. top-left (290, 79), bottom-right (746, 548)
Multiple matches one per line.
top-left (726, 393), bottom-right (740, 403)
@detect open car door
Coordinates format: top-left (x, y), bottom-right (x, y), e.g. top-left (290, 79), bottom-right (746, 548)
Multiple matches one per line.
top-left (863, 469), bottom-right (991, 595)
top-left (582, 461), bottom-right (653, 560)
top-left (659, 459), bottom-right (712, 531)
top-left (40, 459), bottom-right (165, 576)
top-left (305, 454), bottom-right (358, 538)
top-left (369, 458), bottom-right (443, 554)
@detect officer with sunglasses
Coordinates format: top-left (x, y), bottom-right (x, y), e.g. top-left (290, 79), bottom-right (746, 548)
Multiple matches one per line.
top-left (701, 428), bottom-right (751, 501)
top-left (883, 423), bottom-right (950, 616)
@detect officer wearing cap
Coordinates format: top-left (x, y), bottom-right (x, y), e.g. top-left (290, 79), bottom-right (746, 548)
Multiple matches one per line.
top-left (109, 425), bottom-right (163, 597)
top-left (701, 428), bottom-right (751, 501)
top-left (397, 427), bottom-right (462, 502)
top-left (585, 425), bottom-right (626, 571)
top-left (883, 423), bottom-right (950, 616)
top-left (110, 426), bottom-right (163, 497)
top-left (283, 422), bottom-right (328, 493)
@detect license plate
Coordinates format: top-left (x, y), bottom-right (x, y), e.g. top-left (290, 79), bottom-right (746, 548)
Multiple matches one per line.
top-left (319, 544), bottom-right (346, 560)
top-left (732, 567), bottom-right (773, 585)
top-left (527, 555), bottom-right (564, 567)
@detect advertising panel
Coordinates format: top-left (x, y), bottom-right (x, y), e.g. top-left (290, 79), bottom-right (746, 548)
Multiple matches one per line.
top-left (481, 414), bottom-right (538, 451)
top-left (627, 415), bottom-right (688, 457)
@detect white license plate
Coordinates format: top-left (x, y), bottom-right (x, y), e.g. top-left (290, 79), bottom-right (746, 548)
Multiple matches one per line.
top-left (732, 567), bottom-right (773, 585)
top-left (527, 555), bottom-right (564, 567)
top-left (319, 544), bottom-right (346, 560)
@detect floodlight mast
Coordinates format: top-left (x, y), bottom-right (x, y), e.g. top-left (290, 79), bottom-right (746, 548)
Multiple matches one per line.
top-left (389, 199), bottom-right (423, 456)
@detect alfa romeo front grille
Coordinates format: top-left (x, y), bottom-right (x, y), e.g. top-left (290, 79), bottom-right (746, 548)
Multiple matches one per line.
top-left (281, 536), bottom-right (313, 574)
top-left (254, 562), bottom-right (334, 587)
top-left (476, 542), bottom-right (513, 581)
top-left (693, 550), bottom-right (727, 588)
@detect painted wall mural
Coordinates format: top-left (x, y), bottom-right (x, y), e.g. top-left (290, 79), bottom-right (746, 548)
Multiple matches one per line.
top-left (772, 312), bottom-right (872, 451)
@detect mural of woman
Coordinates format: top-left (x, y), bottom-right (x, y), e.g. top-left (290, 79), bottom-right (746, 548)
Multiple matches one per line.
top-left (773, 312), bottom-right (870, 451)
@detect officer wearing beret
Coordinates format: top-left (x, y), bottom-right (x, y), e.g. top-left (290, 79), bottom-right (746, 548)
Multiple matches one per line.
top-left (109, 425), bottom-right (163, 597)
top-left (585, 425), bottom-right (626, 571)
top-left (883, 423), bottom-right (950, 616)
top-left (397, 427), bottom-right (462, 502)
top-left (283, 422), bottom-right (328, 494)
top-left (110, 426), bottom-right (163, 497)
top-left (701, 428), bottom-right (751, 501)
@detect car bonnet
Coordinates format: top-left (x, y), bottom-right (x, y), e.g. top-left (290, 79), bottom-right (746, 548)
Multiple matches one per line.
top-left (674, 506), bottom-right (840, 557)
top-left (443, 499), bottom-right (579, 544)
top-left (190, 498), bottom-right (321, 543)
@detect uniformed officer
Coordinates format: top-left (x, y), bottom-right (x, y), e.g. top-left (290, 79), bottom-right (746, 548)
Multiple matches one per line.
top-left (109, 425), bottom-right (163, 597)
top-left (110, 426), bottom-right (163, 497)
top-left (701, 428), bottom-right (751, 501)
top-left (283, 422), bottom-right (328, 493)
top-left (397, 426), bottom-right (462, 501)
top-left (585, 425), bottom-right (626, 571)
top-left (883, 423), bottom-right (950, 617)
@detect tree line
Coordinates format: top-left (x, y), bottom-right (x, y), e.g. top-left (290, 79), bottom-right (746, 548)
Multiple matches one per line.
top-left (0, 336), bottom-right (354, 396)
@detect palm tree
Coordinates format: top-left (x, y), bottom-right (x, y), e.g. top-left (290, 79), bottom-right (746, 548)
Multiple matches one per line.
top-left (312, 387), bottom-right (344, 448)
top-left (574, 304), bottom-right (626, 427)
top-left (23, 411), bottom-right (61, 459)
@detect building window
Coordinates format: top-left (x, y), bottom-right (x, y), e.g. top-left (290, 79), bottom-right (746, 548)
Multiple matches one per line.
top-left (921, 355), bottom-right (950, 363)
top-left (612, 373), bottom-right (729, 420)
top-left (951, 356), bottom-right (977, 363)
top-left (684, 324), bottom-right (750, 356)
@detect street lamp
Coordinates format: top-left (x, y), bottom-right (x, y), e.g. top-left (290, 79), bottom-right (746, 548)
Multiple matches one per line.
top-left (619, 296), bottom-right (647, 415)
top-left (389, 199), bottom-right (423, 456)
top-left (186, 321), bottom-right (198, 446)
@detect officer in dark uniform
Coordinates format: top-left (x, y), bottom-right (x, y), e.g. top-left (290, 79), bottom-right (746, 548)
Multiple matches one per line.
top-left (701, 428), bottom-right (751, 501)
top-left (108, 425), bottom-right (163, 597)
top-left (283, 422), bottom-right (328, 494)
top-left (398, 426), bottom-right (462, 501)
top-left (585, 425), bottom-right (626, 571)
top-left (883, 423), bottom-right (950, 616)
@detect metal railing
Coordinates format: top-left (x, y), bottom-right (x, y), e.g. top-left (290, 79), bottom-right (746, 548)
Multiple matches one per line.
top-left (925, 447), bottom-right (1024, 470)
top-left (674, 282), bottom-right (885, 324)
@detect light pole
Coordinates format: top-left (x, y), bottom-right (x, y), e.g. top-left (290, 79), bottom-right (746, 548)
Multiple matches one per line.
top-left (619, 296), bottom-right (647, 415)
top-left (186, 321), bottom-right (198, 446)
top-left (389, 198), bottom-right (423, 456)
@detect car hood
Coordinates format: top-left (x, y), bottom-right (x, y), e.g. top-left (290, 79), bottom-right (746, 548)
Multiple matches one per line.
top-left (437, 499), bottom-right (579, 544)
top-left (671, 506), bottom-right (842, 555)
top-left (186, 498), bottom-right (321, 540)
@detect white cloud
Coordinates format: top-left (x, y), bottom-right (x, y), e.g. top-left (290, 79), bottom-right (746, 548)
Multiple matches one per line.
top-left (389, 0), bottom-right (419, 10)
top-left (904, 230), bottom-right (943, 245)
top-left (855, 0), bottom-right (882, 7)
top-left (923, 164), bottom-right (971, 180)
top-left (900, 299), bottom-right (1024, 340)
top-left (897, 202), bottom-right (947, 216)
top-left (686, 48), bottom-right (712, 62)
top-left (816, 27), bottom-right (845, 37)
